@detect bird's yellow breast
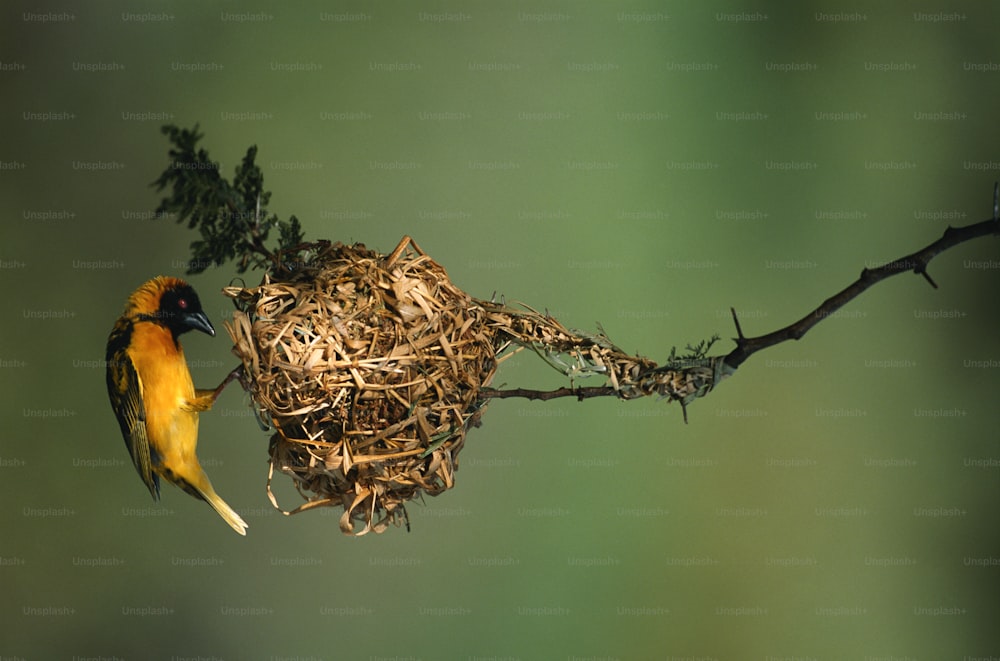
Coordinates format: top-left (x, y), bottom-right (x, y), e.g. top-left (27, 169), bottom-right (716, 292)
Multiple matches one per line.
top-left (127, 322), bottom-right (200, 467)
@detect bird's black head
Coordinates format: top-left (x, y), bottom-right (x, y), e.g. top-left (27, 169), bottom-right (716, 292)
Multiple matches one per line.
top-left (157, 280), bottom-right (216, 338)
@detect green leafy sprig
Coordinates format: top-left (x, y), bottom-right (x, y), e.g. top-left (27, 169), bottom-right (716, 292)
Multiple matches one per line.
top-left (152, 124), bottom-right (304, 274)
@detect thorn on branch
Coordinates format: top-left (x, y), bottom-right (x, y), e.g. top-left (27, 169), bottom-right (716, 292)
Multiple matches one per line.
top-left (993, 181), bottom-right (998, 222)
top-left (917, 267), bottom-right (938, 289)
top-left (729, 307), bottom-right (745, 340)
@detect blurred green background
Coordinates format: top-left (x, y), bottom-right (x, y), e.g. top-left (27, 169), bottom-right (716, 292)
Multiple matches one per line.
top-left (2, 1), bottom-right (998, 659)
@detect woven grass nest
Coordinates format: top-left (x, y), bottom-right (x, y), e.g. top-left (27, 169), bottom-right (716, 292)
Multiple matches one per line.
top-left (224, 236), bottom-right (729, 535)
top-left (224, 237), bottom-right (500, 534)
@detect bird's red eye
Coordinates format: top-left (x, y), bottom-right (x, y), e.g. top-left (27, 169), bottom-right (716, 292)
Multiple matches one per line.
top-left (177, 298), bottom-right (188, 310)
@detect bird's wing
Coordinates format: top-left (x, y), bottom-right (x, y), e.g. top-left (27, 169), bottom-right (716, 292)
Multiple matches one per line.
top-left (106, 327), bottom-right (160, 499)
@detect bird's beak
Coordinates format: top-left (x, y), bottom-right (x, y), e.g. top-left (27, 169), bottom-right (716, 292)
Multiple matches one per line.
top-left (183, 311), bottom-right (216, 337)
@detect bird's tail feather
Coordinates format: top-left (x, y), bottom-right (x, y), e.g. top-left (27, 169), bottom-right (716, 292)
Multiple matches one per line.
top-left (193, 481), bottom-right (248, 536)
top-left (204, 490), bottom-right (248, 536)
top-left (172, 465), bottom-right (248, 536)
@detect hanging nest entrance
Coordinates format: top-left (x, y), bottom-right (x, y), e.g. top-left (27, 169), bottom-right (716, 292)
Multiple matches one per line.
top-left (224, 236), bottom-right (731, 535)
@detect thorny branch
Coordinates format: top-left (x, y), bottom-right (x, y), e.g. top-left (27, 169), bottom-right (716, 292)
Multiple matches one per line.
top-left (723, 194), bottom-right (1000, 370)
top-left (483, 185), bottom-right (1000, 405)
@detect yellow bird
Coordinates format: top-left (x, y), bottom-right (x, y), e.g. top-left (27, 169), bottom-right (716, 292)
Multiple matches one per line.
top-left (106, 276), bottom-right (247, 535)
